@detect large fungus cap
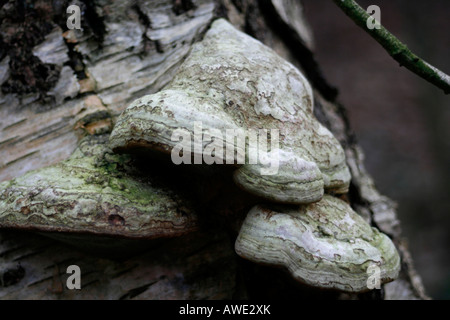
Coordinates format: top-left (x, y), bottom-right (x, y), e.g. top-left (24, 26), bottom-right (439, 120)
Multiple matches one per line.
top-left (0, 135), bottom-right (198, 242)
top-left (234, 195), bottom-right (400, 292)
top-left (109, 19), bottom-right (350, 204)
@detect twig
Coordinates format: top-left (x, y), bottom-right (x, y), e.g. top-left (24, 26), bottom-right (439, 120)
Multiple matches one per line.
top-left (332, 0), bottom-right (450, 94)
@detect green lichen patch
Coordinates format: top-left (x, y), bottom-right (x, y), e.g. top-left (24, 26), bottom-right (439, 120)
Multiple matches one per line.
top-left (0, 134), bottom-right (199, 240)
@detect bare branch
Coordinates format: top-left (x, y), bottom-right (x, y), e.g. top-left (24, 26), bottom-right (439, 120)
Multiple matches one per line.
top-left (332, 0), bottom-right (450, 94)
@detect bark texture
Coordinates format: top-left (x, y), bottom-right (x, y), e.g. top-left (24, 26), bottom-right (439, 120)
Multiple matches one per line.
top-left (0, 0), bottom-right (428, 299)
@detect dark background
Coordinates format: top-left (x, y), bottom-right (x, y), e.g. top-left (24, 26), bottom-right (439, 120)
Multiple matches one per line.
top-left (305, 0), bottom-right (450, 299)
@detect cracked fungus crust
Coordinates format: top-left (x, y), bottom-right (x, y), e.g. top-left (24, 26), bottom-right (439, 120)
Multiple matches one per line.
top-left (109, 18), bottom-right (351, 205)
top-left (0, 135), bottom-right (198, 239)
top-left (235, 195), bottom-right (401, 292)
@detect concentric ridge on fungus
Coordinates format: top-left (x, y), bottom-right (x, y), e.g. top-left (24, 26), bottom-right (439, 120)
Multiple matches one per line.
top-left (0, 135), bottom-right (198, 240)
top-left (109, 18), bottom-right (351, 204)
top-left (235, 195), bottom-right (401, 292)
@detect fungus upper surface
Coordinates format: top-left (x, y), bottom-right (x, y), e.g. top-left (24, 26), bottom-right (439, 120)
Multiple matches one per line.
top-left (109, 19), bottom-right (351, 204)
top-left (235, 195), bottom-right (401, 292)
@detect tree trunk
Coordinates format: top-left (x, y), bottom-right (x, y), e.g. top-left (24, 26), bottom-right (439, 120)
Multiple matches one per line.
top-left (0, 0), bottom-right (428, 300)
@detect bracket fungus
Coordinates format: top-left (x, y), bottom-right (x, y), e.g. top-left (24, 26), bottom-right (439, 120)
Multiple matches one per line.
top-left (0, 135), bottom-right (198, 248)
top-left (109, 19), bottom-right (351, 204)
top-left (235, 195), bottom-right (400, 292)
top-left (0, 17), bottom-right (402, 295)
